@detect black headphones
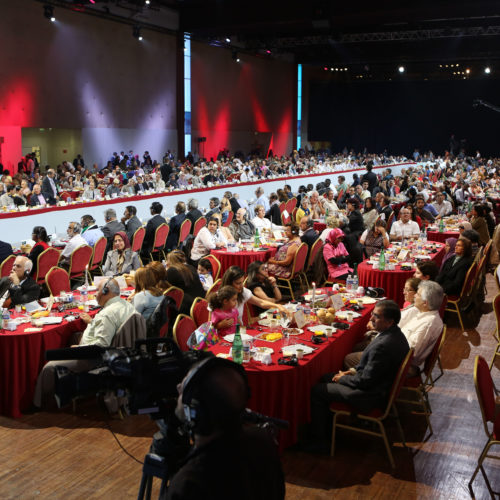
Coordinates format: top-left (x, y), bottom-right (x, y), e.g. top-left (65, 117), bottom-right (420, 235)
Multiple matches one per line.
top-left (102, 278), bottom-right (113, 295)
top-left (181, 357), bottom-right (250, 435)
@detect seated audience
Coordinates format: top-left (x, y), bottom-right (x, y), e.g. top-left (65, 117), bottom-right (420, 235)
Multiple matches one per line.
top-left (33, 279), bottom-right (135, 408)
top-left (439, 237), bottom-right (457, 272)
top-left (295, 197), bottom-right (311, 223)
top-left (132, 267), bottom-right (164, 320)
top-left (360, 220), bottom-right (390, 257)
top-left (147, 261), bottom-right (170, 291)
top-left (0, 239), bottom-right (13, 264)
top-left (121, 205), bottom-right (142, 243)
top-left (390, 207), bottom-right (420, 241)
top-left (209, 285), bottom-right (239, 336)
top-left (165, 201), bottom-right (187, 251)
top-left (82, 179), bottom-right (101, 200)
top-left (265, 193), bottom-right (282, 226)
top-left (300, 217), bottom-right (320, 252)
top-left (29, 184), bottom-right (47, 206)
top-left (344, 198), bottom-right (365, 237)
top-left (310, 300), bottom-right (409, 441)
top-left (319, 216), bottom-right (341, 243)
top-left (246, 261), bottom-right (282, 313)
top-left (432, 191), bottom-right (453, 219)
top-left (197, 258), bottom-right (214, 292)
top-left (436, 237), bottom-right (474, 296)
top-left (191, 216), bottom-right (227, 263)
top-left (323, 228), bottom-right (352, 281)
top-left (414, 260), bottom-right (439, 281)
top-left (101, 208), bottom-right (125, 250)
top-left (81, 215), bottom-right (105, 246)
top-left (469, 204), bottom-right (490, 246)
top-left (322, 188), bottom-right (339, 213)
top-left (462, 229), bottom-right (481, 257)
top-left (265, 223), bottom-right (301, 279)
top-left (186, 198), bottom-right (203, 234)
top-left (253, 204), bottom-right (272, 231)
top-left (28, 226), bottom-right (50, 277)
top-left (59, 222), bottom-right (87, 266)
top-left (403, 277), bottom-right (421, 308)
top-left (362, 197), bottom-right (378, 229)
top-left (102, 231), bottom-right (141, 276)
top-left (141, 202), bottom-right (166, 258)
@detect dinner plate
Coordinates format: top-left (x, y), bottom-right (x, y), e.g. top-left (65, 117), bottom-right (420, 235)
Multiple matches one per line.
top-left (335, 310), bottom-right (361, 320)
top-left (252, 346), bottom-right (274, 355)
top-left (358, 297), bottom-right (377, 305)
top-left (282, 344), bottom-right (314, 356)
top-left (282, 327), bottom-right (304, 336)
top-left (307, 324), bottom-right (336, 334)
top-left (223, 333), bottom-right (254, 343)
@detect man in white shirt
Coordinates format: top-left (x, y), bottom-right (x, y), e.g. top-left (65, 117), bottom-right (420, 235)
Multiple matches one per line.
top-left (322, 189), bottom-right (339, 213)
top-left (399, 281), bottom-right (444, 373)
top-left (60, 221), bottom-right (87, 264)
top-left (431, 192), bottom-right (453, 219)
top-left (390, 208), bottom-right (420, 241)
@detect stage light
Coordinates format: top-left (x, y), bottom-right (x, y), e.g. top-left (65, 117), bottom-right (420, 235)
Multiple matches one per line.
top-left (466, 68), bottom-right (470, 74)
top-left (145, 0), bottom-right (150, 4)
top-left (265, 49), bottom-right (271, 54)
top-left (225, 37), bottom-right (231, 43)
top-left (485, 67), bottom-right (491, 74)
top-left (44, 5), bottom-right (55, 21)
top-left (323, 66), bottom-right (328, 71)
top-left (398, 66), bottom-right (405, 73)
top-left (344, 68), bottom-right (347, 71)
top-left (133, 25), bottom-right (143, 41)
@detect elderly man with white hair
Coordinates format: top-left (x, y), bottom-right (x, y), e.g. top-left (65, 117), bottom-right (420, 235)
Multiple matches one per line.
top-left (60, 221), bottom-right (87, 264)
top-left (0, 255), bottom-right (40, 307)
top-left (32, 278), bottom-right (136, 408)
top-left (229, 208), bottom-right (256, 240)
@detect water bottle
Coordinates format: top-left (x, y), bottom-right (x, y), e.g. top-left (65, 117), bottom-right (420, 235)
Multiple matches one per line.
top-left (254, 228), bottom-right (260, 248)
top-left (439, 218), bottom-right (445, 233)
top-left (2, 308), bottom-right (10, 329)
top-left (242, 340), bottom-right (251, 363)
top-left (80, 286), bottom-right (89, 312)
top-left (346, 275), bottom-right (353, 293)
top-left (422, 224), bottom-right (427, 243)
top-left (232, 324), bottom-right (243, 364)
top-left (352, 274), bottom-right (359, 291)
top-left (379, 248), bottom-right (386, 271)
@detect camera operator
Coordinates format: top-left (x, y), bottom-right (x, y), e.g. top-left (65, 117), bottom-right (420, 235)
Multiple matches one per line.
top-left (165, 357), bottom-right (285, 500)
top-left (32, 278), bottom-right (135, 409)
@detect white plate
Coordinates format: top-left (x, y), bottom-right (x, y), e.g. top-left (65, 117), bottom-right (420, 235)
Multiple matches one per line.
top-left (251, 346), bottom-right (274, 355)
top-left (358, 297), bottom-right (376, 305)
top-left (307, 324), bottom-right (336, 334)
top-left (223, 333), bottom-right (254, 343)
top-left (303, 294), bottom-right (328, 301)
top-left (336, 310), bottom-right (361, 320)
top-left (282, 344), bottom-right (315, 356)
top-left (282, 328), bottom-right (304, 336)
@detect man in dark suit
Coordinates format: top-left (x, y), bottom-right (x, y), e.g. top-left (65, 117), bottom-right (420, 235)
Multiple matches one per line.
top-left (141, 202), bottom-right (167, 258)
top-left (186, 198), bottom-right (203, 234)
top-left (41, 169), bottom-right (59, 205)
top-left (310, 300), bottom-right (409, 440)
top-left (165, 201), bottom-right (187, 251)
top-left (101, 208), bottom-right (125, 253)
top-left (378, 195), bottom-right (393, 222)
top-left (299, 217), bottom-right (319, 257)
top-left (29, 185), bottom-right (47, 206)
top-left (160, 162), bottom-right (172, 183)
top-left (361, 162), bottom-right (378, 195)
top-left (0, 256), bottom-right (40, 307)
top-left (0, 240), bottom-right (13, 264)
top-left (121, 205), bottom-right (142, 243)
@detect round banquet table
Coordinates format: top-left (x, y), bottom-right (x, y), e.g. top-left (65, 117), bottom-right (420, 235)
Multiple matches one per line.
top-left (357, 244), bottom-right (445, 307)
top-left (427, 230), bottom-right (460, 244)
top-left (313, 222), bottom-right (327, 232)
top-left (0, 306), bottom-right (95, 418)
top-left (210, 246), bottom-right (278, 275)
top-left (209, 301), bottom-right (374, 450)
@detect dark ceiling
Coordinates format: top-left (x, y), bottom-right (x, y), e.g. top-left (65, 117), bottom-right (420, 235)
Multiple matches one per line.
top-left (44, 0), bottom-right (500, 75)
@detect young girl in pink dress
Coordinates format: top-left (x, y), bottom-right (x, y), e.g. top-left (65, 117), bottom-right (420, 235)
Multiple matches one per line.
top-left (208, 286), bottom-right (239, 336)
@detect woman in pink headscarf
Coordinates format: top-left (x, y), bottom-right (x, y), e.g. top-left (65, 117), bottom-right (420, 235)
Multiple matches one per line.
top-left (323, 228), bottom-right (353, 281)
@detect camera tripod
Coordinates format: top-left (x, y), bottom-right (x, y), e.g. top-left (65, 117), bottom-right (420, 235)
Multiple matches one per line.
top-left (137, 453), bottom-right (169, 500)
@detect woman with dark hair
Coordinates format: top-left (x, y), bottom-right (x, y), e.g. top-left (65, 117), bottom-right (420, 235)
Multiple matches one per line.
top-left (147, 261), bottom-right (170, 291)
top-left (221, 265), bottom-right (288, 324)
top-left (102, 231), bottom-right (141, 276)
top-left (402, 277), bottom-right (421, 309)
top-left (483, 203), bottom-right (496, 237)
top-left (165, 250), bottom-right (205, 313)
top-left (28, 226), bottom-right (50, 277)
top-left (362, 197), bottom-right (378, 228)
top-left (345, 197), bottom-right (365, 236)
top-left (436, 237), bottom-right (474, 295)
top-left (246, 261), bottom-right (282, 312)
top-left (359, 220), bottom-right (390, 257)
top-left (132, 267), bottom-right (164, 319)
top-left (191, 216), bottom-right (227, 263)
top-left (265, 222), bottom-right (301, 278)
top-left (470, 204), bottom-right (490, 246)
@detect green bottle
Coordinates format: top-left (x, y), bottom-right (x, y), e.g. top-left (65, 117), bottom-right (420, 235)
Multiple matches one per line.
top-left (254, 227), bottom-right (260, 248)
top-left (232, 324), bottom-right (243, 364)
top-left (439, 218), bottom-right (445, 233)
top-left (324, 208), bottom-right (329, 224)
top-left (378, 247), bottom-right (386, 271)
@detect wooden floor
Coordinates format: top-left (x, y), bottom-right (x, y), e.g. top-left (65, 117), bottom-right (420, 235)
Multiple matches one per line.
top-left (1, 278), bottom-right (500, 500)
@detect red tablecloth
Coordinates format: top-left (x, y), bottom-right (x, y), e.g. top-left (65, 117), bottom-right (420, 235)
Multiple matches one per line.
top-left (210, 247), bottom-right (278, 275)
top-left (0, 310), bottom-right (92, 418)
top-left (427, 230), bottom-right (460, 243)
top-left (313, 222), bottom-right (327, 232)
top-left (209, 303), bottom-right (373, 449)
top-left (357, 244), bottom-right (445, 307)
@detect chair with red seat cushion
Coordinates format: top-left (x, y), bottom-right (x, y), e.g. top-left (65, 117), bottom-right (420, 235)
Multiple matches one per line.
top-left (223, 211), bottom-right (233, 227)
top-left (131, 226), bottom-right (146, 254)
top-left (489, 293), bottom-right (500, 370)
top-left (193, 217), bottom-right (207, 237)
top-left (285, 198), bottom-right (297, 215)
top-left (68, 245), bottom-right (93, 282)
top-left (46, 266), bottom-right (71, 296)
top-left (88, 237), bottom-right (107, 278)
top-left (206, 278), bottom-right (221, 297)
top-left (397, 327), bottom-right (447, 435)
top-left (59, 191), bottom-right (72, 202)
top-left (275, 242), bottom-right (308, 300)
top-left (445, 261), bottom-right (478, 331)
top-left (302, 238), bottom-right (323, 289)
top-left (0, 255), bottom-right (15, 278)
top-left (204, 254), bottom-right (221, 282)
top-left (34, 247), bottom-right (61, 285)
top-left (190, 297), bottom-right (209, 327)
top-left (164, 286), bottom-right (184, 311)
top-left (468, 355), bottom-right (500, 497)
top-left (330, 349), bottom-right (414, 469)
top-left (177, 219), bottom-right (192, 247)
top-left (173, 314), bottom-right (197, 351)
top-left (151, 223), bottom-right (169, 262)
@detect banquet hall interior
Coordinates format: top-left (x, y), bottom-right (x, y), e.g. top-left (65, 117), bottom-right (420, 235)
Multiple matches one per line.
top-left (1, 1), bottom-right (500, 499)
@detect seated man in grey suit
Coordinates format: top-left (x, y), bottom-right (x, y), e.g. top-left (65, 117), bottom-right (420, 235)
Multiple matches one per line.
top-left (33, 278), bottom-right (135, 409)
top-left (309, 300), bottom-right (409, 442)
top-left (101, 208), bottom-right (125, 252)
